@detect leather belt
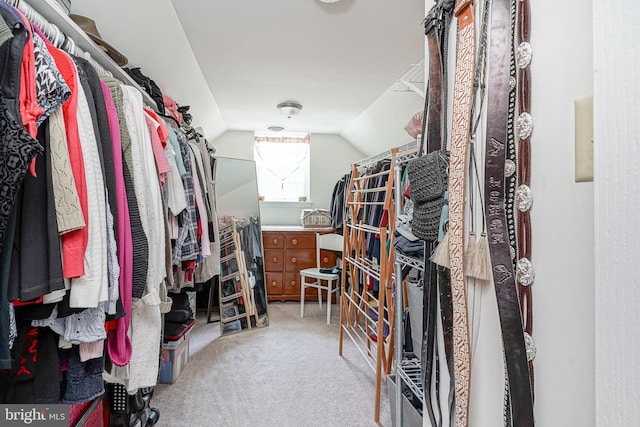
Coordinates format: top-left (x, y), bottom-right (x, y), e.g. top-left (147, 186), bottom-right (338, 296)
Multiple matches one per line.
top-left (503, 0), bottom-right (518, 424)
top-left (421, 248), bottom-right (440, 427)
top-left (446, 0), bottom-right (476, 425)
top-left (437, 266), bottom-right (455, 427)
top-left (421, 2), bottom-right (455, 426)
top-left (516, 0), bottom-right (536, 398)
top-left (484, 0), bottom-right (535, 424)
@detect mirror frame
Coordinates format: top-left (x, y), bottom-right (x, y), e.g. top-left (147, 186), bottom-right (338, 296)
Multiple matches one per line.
top-left (214, 157), bottom-right (269, 335)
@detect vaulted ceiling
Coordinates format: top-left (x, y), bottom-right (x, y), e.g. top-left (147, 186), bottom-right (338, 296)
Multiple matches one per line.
top-left (71, 0), bottom-right (427, 155)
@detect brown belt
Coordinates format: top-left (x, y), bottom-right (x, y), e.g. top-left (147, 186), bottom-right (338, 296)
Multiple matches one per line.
top-left (515, 0), bottom-right (536, 398)
top-left (483, 0), bottom-right (535, 424)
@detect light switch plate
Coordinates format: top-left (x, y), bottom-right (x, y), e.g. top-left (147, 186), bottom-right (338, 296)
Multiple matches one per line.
top-left (575, 95), bottom-right (594, 182)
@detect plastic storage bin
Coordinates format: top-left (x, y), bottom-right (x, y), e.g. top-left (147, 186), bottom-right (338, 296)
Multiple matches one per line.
top-left (159, 333), bottom-right (190, 384)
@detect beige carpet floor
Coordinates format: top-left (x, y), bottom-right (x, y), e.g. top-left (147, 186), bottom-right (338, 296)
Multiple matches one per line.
top-left (152, 301), bottom-right (391, 427)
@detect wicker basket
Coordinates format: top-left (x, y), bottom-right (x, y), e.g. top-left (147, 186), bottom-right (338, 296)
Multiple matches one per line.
top-left (300, 209), bottom-right (332, 228)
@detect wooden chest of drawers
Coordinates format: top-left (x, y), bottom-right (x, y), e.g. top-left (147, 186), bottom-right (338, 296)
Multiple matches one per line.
top-left (262, 227), bottom-right (338, 302)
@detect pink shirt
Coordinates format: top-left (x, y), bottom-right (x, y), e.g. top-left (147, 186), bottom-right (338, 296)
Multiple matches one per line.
top-left (102, 81), bottom-right (133, 366)
top-left (143, 113), bottom-right (171, 178)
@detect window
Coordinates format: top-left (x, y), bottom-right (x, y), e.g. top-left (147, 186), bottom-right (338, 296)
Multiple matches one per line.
top-left (254, 132), bottom-right (310, 202)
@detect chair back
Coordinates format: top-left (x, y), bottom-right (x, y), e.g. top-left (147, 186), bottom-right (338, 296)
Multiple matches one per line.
top-left (316, 233), bottom-right (343, 267)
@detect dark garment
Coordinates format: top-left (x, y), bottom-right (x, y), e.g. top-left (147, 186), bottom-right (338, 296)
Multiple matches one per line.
top-left (56, 290), bottom-right (85, 318)
top-left (0, 206), bottom-right (17, 370)
top-left (0, 2), bottom-right (26, 120)
top-left (0, 2), bottom-right (28, 369)
top-left (123, 160), bottom-right (148, 299)
top-left (8, 120), bottom-right (64, 302)
top-left (62, 345), bottom-right (104, 404)
top-left (235, 218), bottom-right (266, 316)
top-left (0, 4), bottom-right (43, 371)
top-left (366, 161), bottom-right (390, 257)
top-left (0, 323), bottom-right (61, 404)
top-left (123, 67), bottom-right (165, 115)
top-left (13, 302), bottom-right (55, 322)
top-left (74, 57), bottom-right (117, 238)
top-left (330, 173), bottom-right (349, 232)
top-left (74, 59), bottom-right (107, 198)
top-left (393, 231), bottom-right (426, 258)
top-left (0, 5), bottom-right (38, 254)
top-left (75, 59), bottom-right (124, 319)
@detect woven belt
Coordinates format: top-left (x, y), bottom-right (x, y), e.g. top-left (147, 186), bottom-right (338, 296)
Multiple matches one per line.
top-left (484, 0), bottom-right (535, 424)
top-left (446, 0), bottom-right (476, 425)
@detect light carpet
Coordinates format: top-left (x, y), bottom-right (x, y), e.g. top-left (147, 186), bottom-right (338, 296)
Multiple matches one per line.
top-left (152, 301), bottom-right (391, 427)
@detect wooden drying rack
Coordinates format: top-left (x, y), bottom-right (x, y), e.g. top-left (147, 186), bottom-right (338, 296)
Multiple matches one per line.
top-left (338, 146), bottom-right (399, 422)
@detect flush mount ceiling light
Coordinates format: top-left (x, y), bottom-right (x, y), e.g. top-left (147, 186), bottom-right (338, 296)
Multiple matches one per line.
top-left (318, 0), bottom-right (342, 3)
top-left (277, 101), bottom-right (303, 118)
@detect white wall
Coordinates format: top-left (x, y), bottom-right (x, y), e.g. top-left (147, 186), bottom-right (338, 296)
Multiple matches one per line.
top-left (308, 133), bottom-right (365, 209)
top-left (71, 0), bottom-right (226, 142)
top-left (341, 85), bottom-right (425, 156)
top-left (594, 1), bottom-right (640, 426)
top-left (211, 130), bottom-right (256, 160)
top-left (212, 131), bottom-right (364, 226)
top-left (466, 1), bottom-right (595, 426)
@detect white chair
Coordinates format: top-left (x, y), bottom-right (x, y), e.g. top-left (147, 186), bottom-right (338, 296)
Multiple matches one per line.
top-left (300, 233), bottom-right (343, 324)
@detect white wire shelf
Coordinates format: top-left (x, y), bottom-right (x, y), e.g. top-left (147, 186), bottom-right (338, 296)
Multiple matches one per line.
top-left (396, 358), bottom-right (424, 404)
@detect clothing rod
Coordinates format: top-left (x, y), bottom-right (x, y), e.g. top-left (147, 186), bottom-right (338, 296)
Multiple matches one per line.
top-left (393, 144), bottom-right (421, 167)
top-left (14, 0), bottom-right (159, 112)
top-left (355, 148), bottom-right (395, 168)
top-left (354, 139), bottom-right (418, 169)
top-left (15, 1), bottom-right (111, 77)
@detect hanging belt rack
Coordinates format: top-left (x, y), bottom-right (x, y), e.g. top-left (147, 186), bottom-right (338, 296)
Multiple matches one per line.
top-left (8, 0), bottom-right (159, 111)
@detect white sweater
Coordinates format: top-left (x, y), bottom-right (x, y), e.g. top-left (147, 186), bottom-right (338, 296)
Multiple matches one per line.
top-left (69, 67), bottom-right (108, 308)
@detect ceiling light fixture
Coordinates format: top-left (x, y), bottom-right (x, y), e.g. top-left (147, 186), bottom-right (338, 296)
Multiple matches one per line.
top-left (267, 125), bottom-right (286, 132)
top-left (318, 0), bottom-right (342, 3)
top-left (277, 101), bottom-right (303, 118)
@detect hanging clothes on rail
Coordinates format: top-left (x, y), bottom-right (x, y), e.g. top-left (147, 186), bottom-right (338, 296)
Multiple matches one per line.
top-left (329, 172), bottom-right (350, 232)
top-left (0, 0), bottom-right (220, 403)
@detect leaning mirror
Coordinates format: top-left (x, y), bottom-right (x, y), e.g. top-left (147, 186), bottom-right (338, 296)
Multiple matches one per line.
top-left (215, 157), bottom-right (268, 335)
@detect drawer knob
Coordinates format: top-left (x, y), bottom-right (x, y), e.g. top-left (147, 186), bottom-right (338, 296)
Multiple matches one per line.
top-left (271, 281), bottom-right (277, 287)
top-left (291, 257), bottom-right (297, 263)
top-left (272, 257), bottom-right (278, 263)
top-left (292, 239), bottom-right (298, 245)
top-left (290, 280), bottom-right (296, 286)
top-left (323, 257), bottom-right (329, 263)
top-left (273, 238), bottom-right (279, 245)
